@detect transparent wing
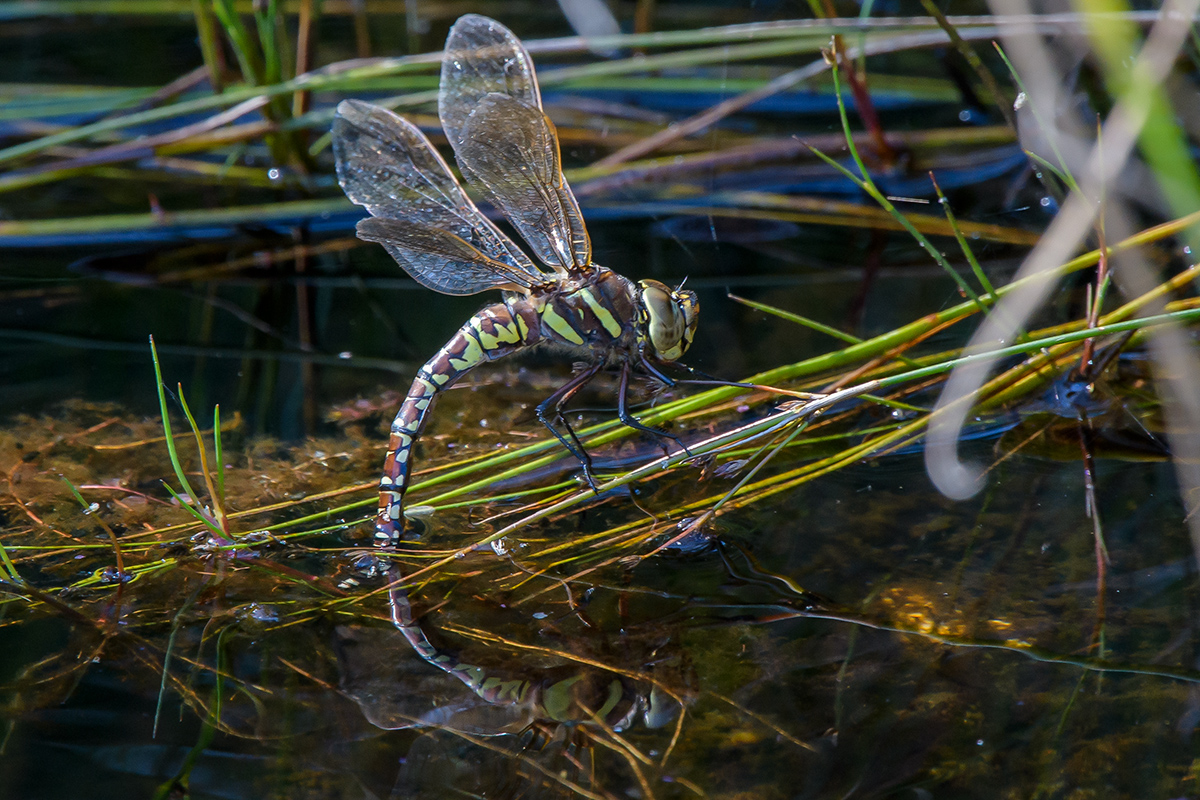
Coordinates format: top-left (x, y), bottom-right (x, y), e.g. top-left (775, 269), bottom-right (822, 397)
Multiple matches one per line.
top-left (438, 14), bottom-right (541, 151)
top-left (356, 217), bottom-right (540, 295)
top-left (332, 98), bottom-right (551, 294)
top-left (455, 93), bottom-right (592, 276)
top-left (439, 15), bottom-right (592, 274)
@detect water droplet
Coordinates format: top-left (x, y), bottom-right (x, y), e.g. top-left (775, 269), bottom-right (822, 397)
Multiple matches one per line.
top-left (1039, 197), bottom-right (1051, 208)
top-left (1014, 91), bottom-right (1027, 110)
top-left (267, 168), bottom-right (282, 181)
top-left (958, 109), bottom-right (972, 122)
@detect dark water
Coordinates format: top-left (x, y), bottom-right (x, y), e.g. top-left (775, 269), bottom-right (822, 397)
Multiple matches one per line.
top-left (3, 5), bottom-right (1199, 800)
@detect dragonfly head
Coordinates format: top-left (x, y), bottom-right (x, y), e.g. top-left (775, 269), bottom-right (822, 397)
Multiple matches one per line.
top-left (638, 280), bottom-right (699, 362)
top-left (642, 683), bottom-right (682, 728)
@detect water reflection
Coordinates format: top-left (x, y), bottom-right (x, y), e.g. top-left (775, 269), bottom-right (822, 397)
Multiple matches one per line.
top-left (1, 398), bottom-right (1199, 797)
top-left (335, 542), bottom-right (707, 798)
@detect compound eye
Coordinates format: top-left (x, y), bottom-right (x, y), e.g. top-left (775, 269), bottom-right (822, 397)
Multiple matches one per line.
top-left (640, 280), bottom-right (686, 361)
top-left (674, 289), bottom-right (699, 354)
top-left (643, 685), bottom-right (680, 729)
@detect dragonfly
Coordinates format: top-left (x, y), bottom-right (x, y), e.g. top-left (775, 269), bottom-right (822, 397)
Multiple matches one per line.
top-left (332, 14), bottom-right (699, 544)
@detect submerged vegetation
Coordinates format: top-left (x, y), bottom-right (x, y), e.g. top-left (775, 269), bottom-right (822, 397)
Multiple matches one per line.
top-left (3, 1), bottom-right (1200, 798)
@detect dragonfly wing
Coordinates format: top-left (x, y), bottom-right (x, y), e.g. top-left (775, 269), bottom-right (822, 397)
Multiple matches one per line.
top-left (454, 93), bottom-right (592, 276)
top-left (439, 15), bottom-right (592, 275)
top-left (438, 14), bottom-right (541, 148)
top-left (357, 217), bottom-right (539, 295)
top-left (332, 99), bottom-right (551, 293)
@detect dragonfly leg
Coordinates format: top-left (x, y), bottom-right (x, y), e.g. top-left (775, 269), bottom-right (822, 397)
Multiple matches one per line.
top-left (619, 361), bottom-right (691, 457)
top-left (536, 362), bottom-right (605, 491)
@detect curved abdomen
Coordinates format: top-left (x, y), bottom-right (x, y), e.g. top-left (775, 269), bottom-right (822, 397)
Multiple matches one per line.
top-left (375, 301), bottom-right (541, 542)
top-left (374, 271), bottom-right (638, 543)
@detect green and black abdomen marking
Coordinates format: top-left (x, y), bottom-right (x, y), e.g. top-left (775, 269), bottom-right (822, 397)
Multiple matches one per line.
top-left (375, 269), bottom-right (640, 542)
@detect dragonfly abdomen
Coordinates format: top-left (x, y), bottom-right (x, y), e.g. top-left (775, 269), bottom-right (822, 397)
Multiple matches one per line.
top-left (376, 302), bottom-right (543, 541)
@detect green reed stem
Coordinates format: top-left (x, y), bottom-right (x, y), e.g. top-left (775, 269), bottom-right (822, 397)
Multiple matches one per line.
top-left (213, 406), bottom-right (226, 511)
top-left (212, 0), bottom-right (262, 86)
top-left (873, 308), bottom-right (1200, 392)
top-left (918, 0), bottom-right (1014, 127)
top-left (150, 337), bottom-right (202, 506)
top-left (192, 0), bottom-right (224, 92)
top-left (0, 538), bottom-right (23, 585)
top-left (1077, 0), bottom-right (1200, 251)
top-left (993, 42), bottom-right (1078, 190)
top-left (727, 292), bottom-right (922, 368)
top-left (150, 336), bottom-right (224, 537)
top-left (177, 386), bottom-right (227, 534)
top-left (815, 57), bottom-right (987, 314)
top-left (929, 173), bottom-right (996, 298)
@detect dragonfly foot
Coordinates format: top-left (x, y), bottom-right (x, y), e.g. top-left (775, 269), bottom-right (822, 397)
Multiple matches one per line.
top-left (668, 434), bottom-right (693, 460)
top-left (581, 463), bottom-right (601, 494)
